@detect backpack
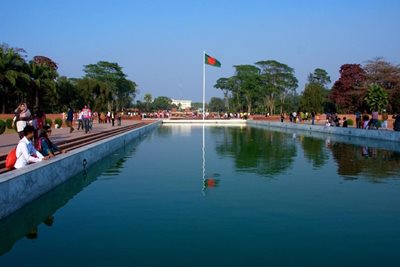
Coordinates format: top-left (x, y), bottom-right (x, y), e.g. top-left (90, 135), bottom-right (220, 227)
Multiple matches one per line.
top-left (5, 147), bottom-right (17, 170)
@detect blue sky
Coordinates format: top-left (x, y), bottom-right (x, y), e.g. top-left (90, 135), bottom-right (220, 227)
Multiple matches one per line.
top-left (2, 0), bottom-right (399, 102)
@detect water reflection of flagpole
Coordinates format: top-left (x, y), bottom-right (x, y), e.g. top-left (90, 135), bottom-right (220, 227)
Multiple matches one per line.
top-left (202, 124), bottom-right (220, 195)
top-left (202, 124), bottom-right (206, 195)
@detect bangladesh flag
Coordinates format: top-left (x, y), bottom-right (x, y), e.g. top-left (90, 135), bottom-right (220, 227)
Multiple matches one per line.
top-left (205, 54), bottom-right (221, 67)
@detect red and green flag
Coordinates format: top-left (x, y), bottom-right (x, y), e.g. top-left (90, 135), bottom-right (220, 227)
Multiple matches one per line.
top-left (205, 54), bottom-right (221, 67)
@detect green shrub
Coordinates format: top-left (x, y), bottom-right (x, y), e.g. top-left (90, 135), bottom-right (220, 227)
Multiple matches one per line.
top-left (6, 118), bottom-right (14, 129)
top-left (45, 118), bottom-right (53, 127)
top-left (0, 120), bottom-right (6, 135)
top-left (54, 118), bottom-right (63, 128)
top-left (346, 119), bottom-right (354, 126)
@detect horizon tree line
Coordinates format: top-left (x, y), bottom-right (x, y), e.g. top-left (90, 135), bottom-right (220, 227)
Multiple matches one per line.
top-left (213, 58), bottom-right (400, 115)
top-left (0, 43), bottom-right (137, 114)
top-left (2, 43), bottom-right (400, 115)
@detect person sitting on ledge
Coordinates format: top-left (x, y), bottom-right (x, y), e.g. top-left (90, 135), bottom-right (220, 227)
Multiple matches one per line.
top-left (15, 125), bottom-right (49, 169)
top-left (37, 126), bottom-right (64, 157)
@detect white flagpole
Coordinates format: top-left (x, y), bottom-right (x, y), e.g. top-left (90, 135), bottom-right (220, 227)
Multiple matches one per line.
top-left (203, 51), bottom-right (206, 121)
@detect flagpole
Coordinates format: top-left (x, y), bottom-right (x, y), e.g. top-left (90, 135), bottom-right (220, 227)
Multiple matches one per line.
top-left (202, 51), bottom-right (206, 121)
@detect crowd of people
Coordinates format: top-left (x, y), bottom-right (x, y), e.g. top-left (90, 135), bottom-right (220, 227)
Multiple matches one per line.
top-left (9, 103), bottom-right (125, 170)
top-left (282, 109), bottom-right (400, 131)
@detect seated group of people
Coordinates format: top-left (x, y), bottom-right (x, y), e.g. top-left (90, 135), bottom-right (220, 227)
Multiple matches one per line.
top-left (14, 125), bottom-right (63, 169)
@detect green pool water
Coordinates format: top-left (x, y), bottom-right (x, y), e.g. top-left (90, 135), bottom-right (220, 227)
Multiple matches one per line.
top-left (1, 125), bottom-right (400, 267)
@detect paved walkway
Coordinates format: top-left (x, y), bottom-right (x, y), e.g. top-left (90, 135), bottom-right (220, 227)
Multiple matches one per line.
top-left (0, 120), bottom-right (142, 155)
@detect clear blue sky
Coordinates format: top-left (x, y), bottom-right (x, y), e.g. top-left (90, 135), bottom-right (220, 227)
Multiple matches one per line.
top-left (2, 0), bottom-right (399, 102)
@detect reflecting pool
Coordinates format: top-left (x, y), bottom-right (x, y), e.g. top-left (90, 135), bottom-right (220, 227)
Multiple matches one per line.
top-left (1, 125), bottom-right (400, 267)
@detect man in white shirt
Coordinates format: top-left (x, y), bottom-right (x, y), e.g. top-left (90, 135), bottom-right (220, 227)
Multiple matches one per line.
top-left (15, 125), bottom-right (48, 169)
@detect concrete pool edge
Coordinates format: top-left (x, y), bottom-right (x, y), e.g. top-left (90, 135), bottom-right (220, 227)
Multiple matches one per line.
top-left (0, 121), bottom-right (161, 220)
top-left (247, 120), bottom-right (400, 142)
top-left (161, 119), bottom-right (247, 125)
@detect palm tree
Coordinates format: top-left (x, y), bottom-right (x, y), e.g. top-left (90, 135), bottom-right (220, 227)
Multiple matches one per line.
top-left (364, 84), bottom-right (389, 112)
top-left (0, 45), bottom-right (30, 113)
top-left (28, 61), bottom-right (58, 109)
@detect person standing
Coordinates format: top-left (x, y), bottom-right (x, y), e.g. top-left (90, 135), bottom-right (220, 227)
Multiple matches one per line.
top-left (371, 110), bottom-right (379, 129)
top-left (13, 103), bottom-right (32, 139)
top-left (381, 109), bottom-right (388, 129)
top-left (117, 112), bottom-right (122, 126)
top-left (15, 125), bottom-right (48, 169)
top-left (111, 111), bottom-right (115, 126)
top-left (355, 110), bottom-right (361, 129)
top-left (107, 111), bottom-right (111, 123)
top-left (311, 111), bottom-right (315, 125)
top-left (81, 105), bottom-right (92, 134)
top-left (77, 111), bottom-right (83, 130)
top-left (66, 106), bottom-right (75, 133)
top-left (393, 113), bottom-right (400, 131)
top-left (342, 117), bottom-right (348, 127)
top-left (32, 109), bottom-right (46, 148)
top-left (362, 111), bottom-right (370, 129)
top-left (280, 112), bottom-right (284, 123)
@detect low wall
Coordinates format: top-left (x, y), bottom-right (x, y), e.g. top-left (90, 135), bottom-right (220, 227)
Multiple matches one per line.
top-left (247, 120), bottom-right (400, 142)
top-left (0, 121), bottom-right (161, 220)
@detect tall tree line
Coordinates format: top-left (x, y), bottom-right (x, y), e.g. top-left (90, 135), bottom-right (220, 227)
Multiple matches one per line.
top-left (329, 58), bottom-right (400, 113)
top-left (214, 60), bottom-right (298, 114)
top-left (0, 44), bottom-right (137, 114)
top-left (214, 58), bottom-right (400, 114)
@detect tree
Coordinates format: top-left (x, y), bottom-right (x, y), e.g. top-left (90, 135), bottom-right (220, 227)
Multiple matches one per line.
top-left (152, 96), bottom-right (172, 110)
top-left (191, 102), bottom-right (203, 111)
top-left (300, 83), bottom-right (325, 113)
top-left (391, 89), bottom-right (400, 114)
top-left (364, 58), bottom-right (400, 90)
top-left (364, 58), bottom-right (400, 113)
top-left (115, 78), bottom-right (136, 111)
top-left (214, 77), bottom-right (233, 110)
top-left (307, 68), bottom-right (331, 87)
top-left (83, 61), bottom-right (136, 111)
top-left (255, 60), bottom-right (298, 114)
top-left (56, 76), bottom-right (79, 112)
top-left (233, 65), bottom-right (261, 113)
top-left (28, 59), bottom-right (58, 109)
top-left (283, 91), bottom-right (300, 114)
top-left (364, 84), bottom-right (388, 112)
top-left (300, 68), bottom-right (331, 113)
top-left (73, 78), bottom-right (103, 110)
top-left (208, 97), bottom-right (225, 112)
top-left (330, 64), bottom-right (367, 113)
top-left (0, 44), bottom-right (30, 113)
top-left (144, 93), bottom-right (153, 112)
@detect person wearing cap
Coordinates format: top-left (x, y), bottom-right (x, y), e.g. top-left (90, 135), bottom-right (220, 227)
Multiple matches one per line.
top-left (381, 109), bottom-right (388, 129)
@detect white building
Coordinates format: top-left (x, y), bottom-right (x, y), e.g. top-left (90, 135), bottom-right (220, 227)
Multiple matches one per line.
top-left (171, 99), bottom-right (192, 110)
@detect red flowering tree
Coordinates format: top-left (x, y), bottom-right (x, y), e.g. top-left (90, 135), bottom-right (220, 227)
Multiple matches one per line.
top-left (330, 64), bottom-right (367, 113)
